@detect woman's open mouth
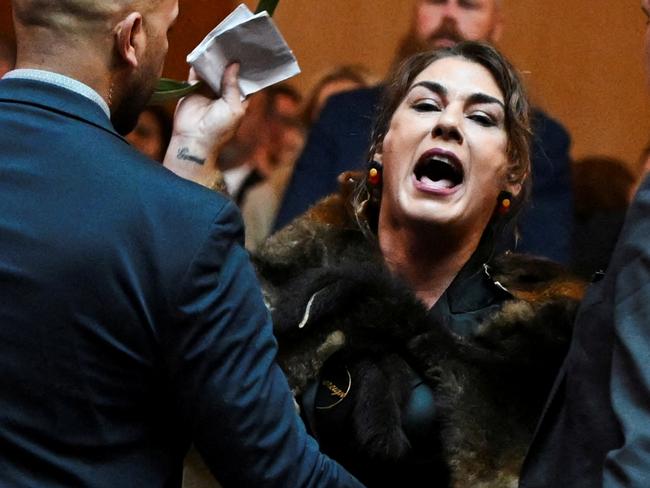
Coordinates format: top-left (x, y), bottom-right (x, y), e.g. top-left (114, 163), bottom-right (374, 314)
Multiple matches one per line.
top-left (413, 149), bottom-right (464, 194)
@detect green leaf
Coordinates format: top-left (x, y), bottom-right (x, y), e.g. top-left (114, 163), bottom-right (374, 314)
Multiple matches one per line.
top-left (148, 78), bottom-right (203, 105)
top-left (255, 0), bottom-right (280, 16)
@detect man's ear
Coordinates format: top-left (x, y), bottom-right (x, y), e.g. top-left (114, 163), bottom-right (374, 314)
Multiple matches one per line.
top-left (114, 12), bottom-right (144, 68)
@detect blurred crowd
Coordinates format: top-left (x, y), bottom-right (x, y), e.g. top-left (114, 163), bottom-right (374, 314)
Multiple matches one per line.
top-left (2, 22), bottom-right (644, 279)
top-left (115, 62), bottom-right (650, 280)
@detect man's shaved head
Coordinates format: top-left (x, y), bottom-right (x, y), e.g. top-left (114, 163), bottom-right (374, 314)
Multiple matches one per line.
top-left (12, 0), bottom-right (161, 35)
top-left (11, 0), bottom-right (178, 135)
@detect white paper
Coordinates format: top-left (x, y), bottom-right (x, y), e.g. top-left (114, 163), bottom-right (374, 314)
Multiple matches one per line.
top-left (187, 4), bottom-right (300, 97)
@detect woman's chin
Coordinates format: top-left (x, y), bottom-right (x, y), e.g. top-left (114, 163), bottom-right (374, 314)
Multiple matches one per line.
top-left (396, 199), bottom-right (463, 229)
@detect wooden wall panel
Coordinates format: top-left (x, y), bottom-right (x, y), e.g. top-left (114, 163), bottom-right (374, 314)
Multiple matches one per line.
top-left (240, 0), bottom-right (412, 94)
top-left (248, 0), bottom-right (650, 169)
top-left (499, 0), bottom-right (650, 168)
top-left (165, 0), bottom-right (237, 80)
top-left (0, 2), bottom-right (13, 41)
top-left (2, 1), bottom-right (649, 167)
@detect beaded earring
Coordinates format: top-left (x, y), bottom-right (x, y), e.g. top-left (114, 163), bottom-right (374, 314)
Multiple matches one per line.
top-left (366, 160), bottom-right (383, 204)
top-left (496, 190), bottom-right (513, 215)
top-left (368, 160), bottom-right (382, 186)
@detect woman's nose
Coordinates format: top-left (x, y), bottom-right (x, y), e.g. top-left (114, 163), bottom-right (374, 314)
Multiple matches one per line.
top-left (432, 109), bottom-right (463, 144)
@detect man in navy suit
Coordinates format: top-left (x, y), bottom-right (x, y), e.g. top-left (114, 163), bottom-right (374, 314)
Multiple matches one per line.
top-left (274, 0), bottom-right (574, 264)
top-left (518, 2), bottom-right (650, 486)
top-left (0, 1), bottom-right (362, 487)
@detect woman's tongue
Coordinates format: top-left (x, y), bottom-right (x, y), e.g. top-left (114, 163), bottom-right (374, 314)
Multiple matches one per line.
top-left (419, 174), bottom-right (456, 189)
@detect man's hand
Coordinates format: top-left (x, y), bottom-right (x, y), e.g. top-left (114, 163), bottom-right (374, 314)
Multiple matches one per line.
top-left (164, 63), bottom-right (247, 189)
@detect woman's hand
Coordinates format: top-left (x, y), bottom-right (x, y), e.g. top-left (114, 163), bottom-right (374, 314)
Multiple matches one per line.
top-left (163, 63), bottom-right (247, 189)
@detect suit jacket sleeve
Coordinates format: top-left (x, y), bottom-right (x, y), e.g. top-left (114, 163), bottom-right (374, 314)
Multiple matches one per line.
top-left (604, 235), bottom-right (650, 485)
top-left (165, 199), bottom-right (363, 488)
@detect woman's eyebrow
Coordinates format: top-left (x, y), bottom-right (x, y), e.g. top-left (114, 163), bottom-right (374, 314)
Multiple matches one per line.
top-left (409, 81), bottom-right (447, 97)
top-left (466, 93), bottom-right (505, 110)
top-left (409, 81), bottom-right (504, 109)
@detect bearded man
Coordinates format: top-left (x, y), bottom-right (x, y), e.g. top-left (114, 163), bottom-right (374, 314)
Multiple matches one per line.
top-left (273, 0), bottom-right (574, 265)
top-left (0, 1), bottom-right (363, 487)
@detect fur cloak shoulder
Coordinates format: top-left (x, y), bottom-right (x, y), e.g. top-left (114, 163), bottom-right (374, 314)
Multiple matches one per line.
top-left (254, 173), bottom-right (586, 488)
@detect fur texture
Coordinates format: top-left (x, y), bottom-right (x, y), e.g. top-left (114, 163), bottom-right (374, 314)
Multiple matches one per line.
top-left (254, 185), bottom-right (584, 487)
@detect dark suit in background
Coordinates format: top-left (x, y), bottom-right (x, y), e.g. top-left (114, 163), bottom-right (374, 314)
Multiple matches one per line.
top-left (273, 86), bottom-right (574, 264)
top-left (0, 77), bottom-right (362, 488)
top-left (519, 175), bottom-right (650, 487)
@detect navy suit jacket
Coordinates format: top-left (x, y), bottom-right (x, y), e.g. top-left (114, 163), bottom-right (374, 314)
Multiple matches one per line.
top-left (274, 86), bottom-right (574, 264)
top-left (0, 78), bottom-right (362, 488)
top-left (519, 175), bottom-right (650, 487)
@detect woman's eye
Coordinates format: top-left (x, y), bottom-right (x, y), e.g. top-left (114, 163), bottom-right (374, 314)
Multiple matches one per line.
top-left (413, 101), bottom-right (440, 112)
top-left (468, 113), bottom-right (496, 127)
